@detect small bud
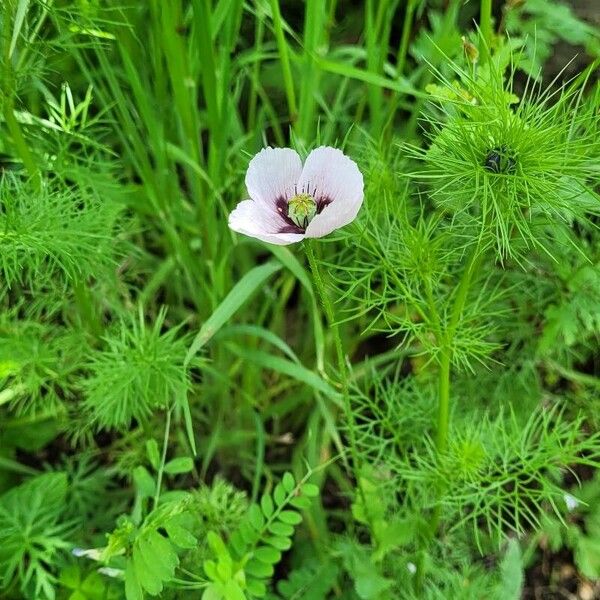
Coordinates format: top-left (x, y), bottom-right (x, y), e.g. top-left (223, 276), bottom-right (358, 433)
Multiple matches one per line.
top-left (462, 36), bottom-right (479, 64)
top-left (564, 493), bottom-right (579, 512)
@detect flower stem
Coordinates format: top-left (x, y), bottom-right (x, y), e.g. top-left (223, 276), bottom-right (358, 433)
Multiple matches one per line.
top-left (304, 241), bottom-right (347, 384)
top-left (304, 241), bottom-right (362, 472)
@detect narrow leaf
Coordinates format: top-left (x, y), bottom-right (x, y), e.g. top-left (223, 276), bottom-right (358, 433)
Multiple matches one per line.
top-left (185, 261), bottom-right (282, 366)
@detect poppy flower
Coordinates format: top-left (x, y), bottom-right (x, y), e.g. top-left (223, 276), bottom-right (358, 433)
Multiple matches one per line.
top-left (229, 146), bottom-right (364, 245)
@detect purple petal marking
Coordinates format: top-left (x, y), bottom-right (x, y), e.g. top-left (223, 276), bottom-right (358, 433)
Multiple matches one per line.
top-left (316, 195), bottom-right (333, 214)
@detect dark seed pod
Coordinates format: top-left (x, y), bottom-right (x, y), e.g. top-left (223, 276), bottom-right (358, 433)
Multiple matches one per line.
top-left (484, 145), bottom-right (517, 174)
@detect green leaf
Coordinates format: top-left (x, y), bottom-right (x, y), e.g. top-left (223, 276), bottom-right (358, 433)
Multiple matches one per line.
top-left (133, 466), bottom-right (155, 499)
top-left (497, 539), bottom-right (523, 600)
top-left (202, 583), bottom-right (224, 600)
top-left (246, 558), bottom-right (274, 578)
top-left (204, 559), bottom-right (219, 581)
top-left (229, 347), bottom-right (341, 405)
top-left (575, 536), bottom-right (600, 579)
top-left (164, 457), bottom-right (194, 475)
top-left (289, 495), bottom-right (311, 510)
top-left (146, 530), bottom-right (179, 572)
top-left (265, 535), bottom-right (292, 551)
top-left (133, 546), bottom-right (162, 595)
top-left (248, 504), bottom-right (265, 531)
top-left (260, 493), bottom-right (274, 518)
top-left (146, 439), bottom-right (160, 471)
top-left (246, 579), bottom-right (267, 597)
top-left (278, 510), bottom-right (302, 525)
top-left (9, 0), bottom-right (30, 59)
top-left (282, 472), bottom-right (295, 493)
top-left (254, 546), bottom-right (281, 565)
top-left (301, 483), bottom-right (319, 497)
top-left (185, 262), bottom-right (282, 366)
top-left (137, 535), bottom-right (170, 584)
top-left (207, 531), bottom-right (229, 559)
top-left (239, 522), bottom-right (258, 544)
top-left (165, 523), bottom-right (197, 549)
top-left (223, 580), bottom-right (246, 600)
top-left (228, 531), bottom-right (247, 558)
top-left (273, 483), bottom-right (286, 506)
top-left (125, 562), bottom-right (143, 600)
top-left (267, 521), bottom-right (294, 537)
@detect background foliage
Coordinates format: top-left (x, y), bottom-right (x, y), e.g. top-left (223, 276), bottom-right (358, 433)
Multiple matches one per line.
top-left (0, 0), bottom-right (599, 598)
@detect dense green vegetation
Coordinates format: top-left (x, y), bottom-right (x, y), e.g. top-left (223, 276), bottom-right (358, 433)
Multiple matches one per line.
top-left (1, 1), bottom-right (599, 598)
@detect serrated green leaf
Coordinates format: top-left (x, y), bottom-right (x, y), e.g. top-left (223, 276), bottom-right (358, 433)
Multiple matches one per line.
top-left (164, 456), bottom-right (194, 475)
top-left (278, 510), bottom-right (302, 525)
top-left (282, 472), bottom-right (295, 493)
top-left (260, 493), bottom-right (274, 518)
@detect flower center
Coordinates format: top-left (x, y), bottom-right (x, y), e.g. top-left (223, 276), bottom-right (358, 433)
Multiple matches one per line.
top-left (287, 193), bottom-right (317, 229)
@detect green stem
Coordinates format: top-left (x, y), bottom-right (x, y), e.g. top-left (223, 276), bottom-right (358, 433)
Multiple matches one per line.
top-left (437, 247), bottom-right (483, 451)
top-left (2, 7), bottom-right (41, 186)
top-left (2, 98), bottom-right (40, 185)
top-left (431, 246), bottom-right (484, 533)
top-left (304, 243), bottom-right (358, 466)
top-left (305, 243), bottom-right (346, 380)
top-left (153, 407), bottom-right (172, 510)
top-left (397, 0), bottom-right (416, 79)
top-left (480, 0), bottom-right (492, 60)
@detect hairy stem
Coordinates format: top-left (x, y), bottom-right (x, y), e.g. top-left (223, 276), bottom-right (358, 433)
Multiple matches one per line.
top-left (304, 239), bottom-right (377, 531)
